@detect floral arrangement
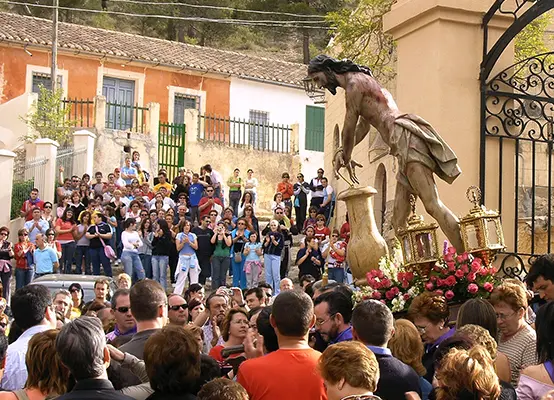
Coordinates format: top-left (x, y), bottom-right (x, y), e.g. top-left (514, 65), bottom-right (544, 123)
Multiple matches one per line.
top-left (353, 245), bottom-right (499, 313)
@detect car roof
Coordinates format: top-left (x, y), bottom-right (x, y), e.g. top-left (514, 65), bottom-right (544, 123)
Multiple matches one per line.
top-left (32, 274), bottom-right (114, 284)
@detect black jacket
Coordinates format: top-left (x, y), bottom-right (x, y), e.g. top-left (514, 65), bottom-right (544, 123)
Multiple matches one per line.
top-left (57, 378), bottom-right (134, 400)
top-left (374, 353), bottom-right (422, 400)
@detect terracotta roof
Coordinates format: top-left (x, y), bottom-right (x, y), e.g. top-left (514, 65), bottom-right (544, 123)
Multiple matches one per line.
top-left (0, 12), bottom-right (308, 88)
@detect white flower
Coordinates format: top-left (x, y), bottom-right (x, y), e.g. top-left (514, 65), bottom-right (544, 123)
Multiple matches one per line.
top-left (391, 294), bottom-right (406, 313)
top-left (408, 286), bottom-right (421, 298)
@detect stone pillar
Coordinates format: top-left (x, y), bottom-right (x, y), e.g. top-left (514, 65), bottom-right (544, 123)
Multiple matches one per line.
top-left (0, 150), bottom-right (16, 228)
top-left (34, 138), bottom-right (60, 203)
top-left (184, 109), bottom-right (199, 144)
top-left (94, 95), bottom-right (107, 132)
top-left (383, 0), bottom-right (513, 244)
top-left (73, 130), bottom-right (97, 176)
top-left (147, 102), bottom-right (160, 136)
top-left (290, 123), bottom-right (300, 155)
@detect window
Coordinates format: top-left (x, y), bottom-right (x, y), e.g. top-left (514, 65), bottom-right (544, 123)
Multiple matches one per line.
top-left (173, 94), bottom-right (199, 125)
top-left (102, 77), bottom-right (136, 130)
top-left (305, 105), bottom-right (325, 152)
top-left (31, 72), bottom-right (62, 94)
top-left (249, 110), bottom-right (269, 149)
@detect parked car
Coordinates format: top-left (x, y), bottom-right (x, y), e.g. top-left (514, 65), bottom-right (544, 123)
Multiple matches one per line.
top-left (31, 274), bottom-right (117, 302)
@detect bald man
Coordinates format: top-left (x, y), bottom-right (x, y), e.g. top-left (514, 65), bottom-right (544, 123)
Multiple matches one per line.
top-left (279, 278), bottom-right (293, 292)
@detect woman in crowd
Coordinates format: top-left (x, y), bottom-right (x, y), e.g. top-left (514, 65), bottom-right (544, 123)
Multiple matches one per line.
top-left (314, 214), bottom-right (330, 242)
top-left (166, 213), bottom-right (179, 284)
top-left (0, 330), bottom-right (68, 400)
top-left (230, 218), bottom-right (250, 289)
top-left (125, 200), bottom-right (142, 223)
top-left (121, 218), bottom-right (146, 282)
top-left (0, 227), bottom-right (13, 301)
top-left (107, 189), bottom-right (127, 259)
top-left (45, 228), bottom-right (62, 260)
top-left (73, 211), bottom-right (91, 275)
top-left (207, 210), bottom-right (220, 231)
top-left (104, 206), bottom-right (118, 252)
top-left (263, 220), bottom-right (284, 295)
top-left (433, 345), bottom-right (501, 400)
top-left (389, 319), bottom-right (433, 400)
top-left (174, 220), bottom-right (199, 295)
top-left (517, 301), bottom-right (554, 399)
top-left (303, 206), bottom-right (319, 233)
top-left (243, 168), bottom-right (258, 204)
top-left (318, 341), bottom-right (380, 400)
top-left (270, 192), bottom-right (285, 212)
top-left (68, 282), bottom-right (85, 319)
top-left (14, 228), bottom-right (34, 290)
top-left (56, 195), bottom-right (70, 220)
top-left (42, 202), bottom-right (55, 227)
top-left (490, 282), bottom-right (537, 386)
top-left (456, 298), bottom-right (511, 383)
top-left (151, 219), bottom-right (173, 291)
top-left (210, 221), bottom-right (232, 289)
top-left (243, 231), bottom-right (263, 288)
top-left (78, 183), bottom-right (91, 206)
top-left (55, 208), bottom-right (77, 274)
top-left (138, 217), bottom-right (154, 279)
top-left (209, 308), bottom-right (249, 363)
top-left (322, 229), bottom-right (347, 283)
top-left (117, 273), bottom-right (132, 289)
top-left (296, 236), bottom-right (323, 282)
top-left (188, 298), bottom-right (205, 323)
top-left (185, 283), bottom-right (205, 304)
top-left (238, 192), bottom-right (255, 218)
top-left (68, 191), bottom-right (86, 221)
top-left (300, 225), bottom-right (316, 249)
top-left (408, 291), bottom-right (456, 383)
top-left (242, 205), bottom-right (259, 237)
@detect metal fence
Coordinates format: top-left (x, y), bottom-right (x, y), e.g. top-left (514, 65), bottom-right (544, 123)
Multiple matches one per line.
top-left (105, 102), bottom-right (148, 133)
top-left (61, 98), bottom-right (94, 128)
top-left (159, 122), bottom-right (186, 181)
top-left (55, 145), bottom-right (87, 181)
top-left (198, 114), bottom-right (291, 153)
top-left (11, 155), bottom-right (48, 220)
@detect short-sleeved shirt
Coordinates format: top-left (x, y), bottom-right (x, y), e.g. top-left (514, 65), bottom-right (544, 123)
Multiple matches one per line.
top-left (153, 182), bottom-right (173, 196)
top-left (87, 222), bottom-right (111, 249)
top-left (237, 348), bottom-right (326, 400)
top-left (34, 246), bottom-right (58, 274)
top-left (121, 166), bottom-right (137, 185)
top-left (23, 219), bottom-right (49, 244)
top-left (231, 229), bottom-right (250, 253)
top-left (176, 232), bottom-right (197, 255)
top-left (188, 183), bottom-right (205, 206)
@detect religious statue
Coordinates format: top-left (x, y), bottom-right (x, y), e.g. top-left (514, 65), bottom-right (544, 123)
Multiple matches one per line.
top-left (307, 55), bottom-right (464, 252)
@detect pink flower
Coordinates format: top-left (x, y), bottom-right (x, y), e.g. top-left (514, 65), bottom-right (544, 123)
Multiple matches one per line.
top-left (456, 255), bottom-right (464, 263)
top-left (462, 252), bottom-right (469, 261)
top-left (402, 280), bottom-right (410, 289)
top-left (435, 289), bottom-right (444, 295)
top-left (471, 259), bottom-right (481, 271)
top-left (467, 283), bottom-right (479, 294)
top-left (448, 246), bottom-right (457, 255)
top-left (405, 272), bottom-right (415, 281)
top-left (483, 282), bottom-right (494, 292)
top-left (436, 278), bottom-right (444, 287)
top-left (461, 264), bottom-right (469, 274)
top-left (430, 276), bottom-right (437, 282)
top-left (445, 290), bottom-right (455, 300)
top-left (381, 279), bottom-right (392, 289)
top-left (467, 272), bottom-right (476, 282)
top-left (425, 282), bottom-right (435, 291)
top-left (444, 254), bottom-right (454, 263)
top-left (385, 290), bottom-right (395, 300)
top-left (447, 262), bottom-right (456, 272)
top-left (446, 276), bottom-right (457, 287)
top-left (372, 291), bottom-right (382, 300)
top-left (391, 287), bottom-right (400, 296)
top-left (403, 293), bottom-right (411, 301)
top-left (455, 269), bottom-right (465, 279)
top-left (376, 270), bottom-right (385, 279)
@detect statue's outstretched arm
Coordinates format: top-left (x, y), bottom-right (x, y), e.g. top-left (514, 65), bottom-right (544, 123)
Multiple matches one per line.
top-left (354, 116), bottom-right (371, 146)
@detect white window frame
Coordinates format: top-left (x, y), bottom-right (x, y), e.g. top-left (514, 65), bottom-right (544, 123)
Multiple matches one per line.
top-left (168, 86), bottom-right (206, 124)
top-left (96, 66), bottom-right (145, 107)
top-left (25, 64), bottom-right (69, 97)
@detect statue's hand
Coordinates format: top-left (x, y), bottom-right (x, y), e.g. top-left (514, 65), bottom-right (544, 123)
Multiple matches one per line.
top-left (346, 159), bottom-right (363, 185)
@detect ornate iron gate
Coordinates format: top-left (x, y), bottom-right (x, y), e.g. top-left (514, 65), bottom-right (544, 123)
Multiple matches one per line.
top-left (480, 0), bottom-right (554, 277)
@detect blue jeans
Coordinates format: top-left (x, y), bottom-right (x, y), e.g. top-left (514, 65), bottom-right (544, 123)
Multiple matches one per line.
top-left (211, 256), bottom-right (230, 289)
top-left (264, 254), bottom-right (281, 295)
top-left (121, 251), bottom-right (145, 282)
top-left (15, 269), bottom-right (34, 290)
top-left (231, 256), bottom-right (247, 289)
top-left (139, 254), bottom-right (153, 279)
top-left (61, 241), bottom-right (76, 274)
top-left (328, 267), bottom-right (345, 284)
top-left (90, 247), bottom-right (113, 277)
top-left (152, 255), bottom-right (169, 291)
top-left (74, 246), bottom-right (91, 274)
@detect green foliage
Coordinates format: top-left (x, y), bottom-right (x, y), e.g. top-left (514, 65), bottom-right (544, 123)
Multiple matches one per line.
top-left (327, 0), bottom-right (395, 80)
top-left (22, 85), bottom-right (72, 145)
top-left (11, 179), bottom-right (34, 220)
top-left (515, 13), bottom-right (552, 63)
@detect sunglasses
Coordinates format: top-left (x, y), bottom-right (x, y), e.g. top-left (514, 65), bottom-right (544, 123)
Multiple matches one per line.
top-left (317, 219), bottom-right (325, 222)
top-left (47, 233), bottom-right (55, 236)
top-left (114, 306), bottom-right (131, 313)
top-left (0, 233), bottom-right (6, 237)
top-left (169, 304), bottom-right (188, 311)
top-left (19, 233), bottom-right (28, 237)
top-left (70, 288), bottom-right (80, 293)
top-left (206, 190), bottom-right (214, 193)
top-left (275, 212), bottom-right (283, 215)
top-left (237, 222), bottom-right (245, 225)
top-left (44, 205), bottom-right (52, 209)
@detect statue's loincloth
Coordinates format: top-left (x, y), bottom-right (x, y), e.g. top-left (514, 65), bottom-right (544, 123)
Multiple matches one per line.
top-left (389, 114), bottom-right (461, 192)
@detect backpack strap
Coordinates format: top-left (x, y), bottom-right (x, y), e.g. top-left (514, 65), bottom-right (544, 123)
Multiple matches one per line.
top-left (13, 389), bottom-right (31, 400)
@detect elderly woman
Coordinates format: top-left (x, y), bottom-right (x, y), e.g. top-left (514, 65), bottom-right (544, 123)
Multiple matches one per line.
top-left (318, 341), bottom-right (380, 400)
top-left (408, 292), bottom-right (455, 383)
top-left (490, 282), bottom-right (537, 387)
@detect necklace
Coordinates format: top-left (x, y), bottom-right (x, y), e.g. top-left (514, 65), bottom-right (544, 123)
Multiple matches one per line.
top-left (341, 395), bottom-right (381, 400)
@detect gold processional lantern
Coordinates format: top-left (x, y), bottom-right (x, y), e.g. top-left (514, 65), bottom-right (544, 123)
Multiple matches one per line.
top-left (460, 186), bottom-right (505, 266)
top-left (302, 77), bottom-right (326, 104)
top-left (398, 195), bottom-right (440, 277)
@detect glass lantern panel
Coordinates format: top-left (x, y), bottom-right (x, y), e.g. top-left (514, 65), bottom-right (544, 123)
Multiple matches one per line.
top-left (466, 223), bottom-right (480, 250)
top-left (415, 232), bottom-right (433, 259)
top-left (403, 237), bottom-right (412, 262)
top-left (486, 219), bottom-right (499, 245)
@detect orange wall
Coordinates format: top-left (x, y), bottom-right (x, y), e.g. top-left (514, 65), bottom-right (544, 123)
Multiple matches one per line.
top-left (0, 46), bottom-right (230, 120)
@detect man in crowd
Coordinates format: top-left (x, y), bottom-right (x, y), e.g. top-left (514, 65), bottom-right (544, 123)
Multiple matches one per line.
top-left (199, 293), bottom-right (228, 353)
top-left (203, 164), bottom-right (224, 203)
top-left (352, 299), bottom-right (421, 399)
top-left (258, 283), bottom-right (273, 299)
top-left (20, 188), bottom-right (44, 221)
top-left (1, 285), bottom-right (57, 390)
top-left (320, 177), bottom-right (335, 225)
top-left (168, 294), bottom-right (189, 327)
top-left (192, 215), bottom-right (215, 285)
top-left (94, 278), bottom-right (110, 304)
top-left (189, 172), bottom-right (209, 225)
top-left (53, 289), bottom-right (72, 322)
top-left (245, 287), bottom-right (266, 309)
top-left (92, 171), bottom-right (106, 196)
top-left (106, 289), bottom-right (136, 344)
top-left (237, 291), bottom-right (326, 399)
top-left (526, 253), bottom-right (554, 301)
top-left (310, 168), bottom-right (325, 208)
top-left (120, 157), bottom-right (137, 186)
top-left (199, 185), bottom-right (223, 220)
top-left (24, 208), bottom-right (49, 244)
top-left (56, 316), bottom-right (133, 399)
top-left (279, 278), bottom-right (294, 292)
top-left (154, 171), bottom-right (172, 195)
top-left (34, 233), bottom-right (59, 277)
top-left (314, 291), bottom-right (353, 344)
top-left (293, 173), bottom-right (310, 231)
top-left (113, 168), bottom-right (126, 188)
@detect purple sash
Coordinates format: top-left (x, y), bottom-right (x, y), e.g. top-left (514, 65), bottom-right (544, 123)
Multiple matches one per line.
top-left (545, 360), bottom-right (554, 383)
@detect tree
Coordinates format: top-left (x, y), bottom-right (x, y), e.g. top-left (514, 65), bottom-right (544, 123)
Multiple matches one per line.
top-left (22, 85), bottom-right (72, 144)
top-left (326, 0), bottom-right (395, 81)
top-left (514, 13), bottom-right (552, 63)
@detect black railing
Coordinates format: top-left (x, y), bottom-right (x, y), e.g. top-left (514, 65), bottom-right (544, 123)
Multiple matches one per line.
top-left (105, 102), bottom-right (148, 133)
top-left (61, 98), bottom-right (94, 128)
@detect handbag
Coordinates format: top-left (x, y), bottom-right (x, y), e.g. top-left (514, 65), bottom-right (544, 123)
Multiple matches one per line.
top-left (234, 252), bottom-right (242, 263)
top-left (96, 225), bottom-right (116, 260)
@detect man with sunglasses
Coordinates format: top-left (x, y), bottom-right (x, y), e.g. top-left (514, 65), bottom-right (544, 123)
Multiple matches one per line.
top-left (106, 289), bottom-right (136, 345)
top-left (309, 168), bottom-right (325, 208)
top-left (293, 174), bottom-right (310, 231)
top-left (20, 188), bottom-right (44, 221)
top-left (167, 294), bottom-right (189, 327)
top-left (199, 185), bottom-right (223, 219)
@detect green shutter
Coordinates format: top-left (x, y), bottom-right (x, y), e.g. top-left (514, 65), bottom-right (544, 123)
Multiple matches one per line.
top-left (305, 105), bottom-right (325, 152)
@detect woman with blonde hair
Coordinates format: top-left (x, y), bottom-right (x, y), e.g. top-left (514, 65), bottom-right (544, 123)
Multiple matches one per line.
top-left (0, 330), bottom-right (68, 400)
top-left (389, 319), bottom-right (433, 400)
top-left (435, 345), bottom-right (501, 400)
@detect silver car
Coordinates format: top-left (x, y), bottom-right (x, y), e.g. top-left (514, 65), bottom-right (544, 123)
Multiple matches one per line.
top-left (30, 274), bottom-right (117, 302)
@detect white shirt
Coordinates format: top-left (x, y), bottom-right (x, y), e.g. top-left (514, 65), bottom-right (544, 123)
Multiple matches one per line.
top-left (210, 170), bottom-right (223, 185)
top-left (121, 230), bottom-right (143, 253)
top-left (1, 324), bottom-right (52, 390)
top-left (244, 177), bottom-right (258, 193)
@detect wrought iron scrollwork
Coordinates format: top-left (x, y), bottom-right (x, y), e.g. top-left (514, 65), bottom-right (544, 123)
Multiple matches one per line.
top-left (498, 253), bottom-right (529, 279)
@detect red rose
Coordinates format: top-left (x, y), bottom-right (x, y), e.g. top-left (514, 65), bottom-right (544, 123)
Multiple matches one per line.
top-left (402, 280), bottom-right (410, 289)
top-left (425, 282), bottom-right (435, 291)
top-left (448, 247), bottom-right (456, 255)
top-left (403, 293), bottom-right (411, 301)
top-left (436, 278), bottom-right (444, 287)
top-left (455, 269), bottom-right (465, 279)
top-left (385, 290), bottom-right (395, 300)
top-left (376, 270), bottom-right (384, 279)
top-left (430, 276), bottom-right (437, 282)
top-left (483, 282), bottom-right (494, 292)
top-left (435, 289), bottom-right (444, 295)
top-left (462, 252), bottom-right (469, 261)
top-left (467, 272), bottom-right (476, 282)
top-left (456, 255), bottom-right (464, 263)
top-left (446, 276), bottom-right (457, 286)
top-left (447, 262), bottom-right (456, 272)
top-left (445, 290), bottom-right (455, 300)
top-left (467, 283), bottom-right (479, 294)
top-left (461, 264), bottom-right (469, 274)
top-left (444, 254), bottom-right (454, 263)
top-left (471, 259), bottom-right (481, 271)
top-left (381, 279), bottom-right (392, 288)
top-left (372, 291), bottom-right (382, 300)
top-left (391, 287), bottom-right (400, 296)
top-left (405, 272), bottom-right (415, 281)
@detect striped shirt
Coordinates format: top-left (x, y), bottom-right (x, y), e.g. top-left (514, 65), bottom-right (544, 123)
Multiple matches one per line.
top-left (499, 323), bottom-right (537, 387)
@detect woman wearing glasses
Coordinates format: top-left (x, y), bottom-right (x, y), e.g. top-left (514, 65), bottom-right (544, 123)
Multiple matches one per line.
top-left (208, 308), bottom-right (249, 364)
top-left (14, 228), bottom-right (34, 289)
top-left (230, 218), bottom-right (250, 290)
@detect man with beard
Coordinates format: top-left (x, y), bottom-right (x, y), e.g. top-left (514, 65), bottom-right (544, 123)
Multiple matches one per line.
top-left (313, 291), bottom-right (353, 344)
top-left (306, 54), bottom-right (464, 252)
top-left (106, 289), bottom-right (136, 345)
top-left (167, 294), bottom-right (189, 327)
top-left (197, 292), bottom-right (229, 353)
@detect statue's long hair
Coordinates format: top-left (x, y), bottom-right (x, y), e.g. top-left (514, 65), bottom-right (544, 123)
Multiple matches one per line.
top-left (308, 54), bottom-right (373, 77)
